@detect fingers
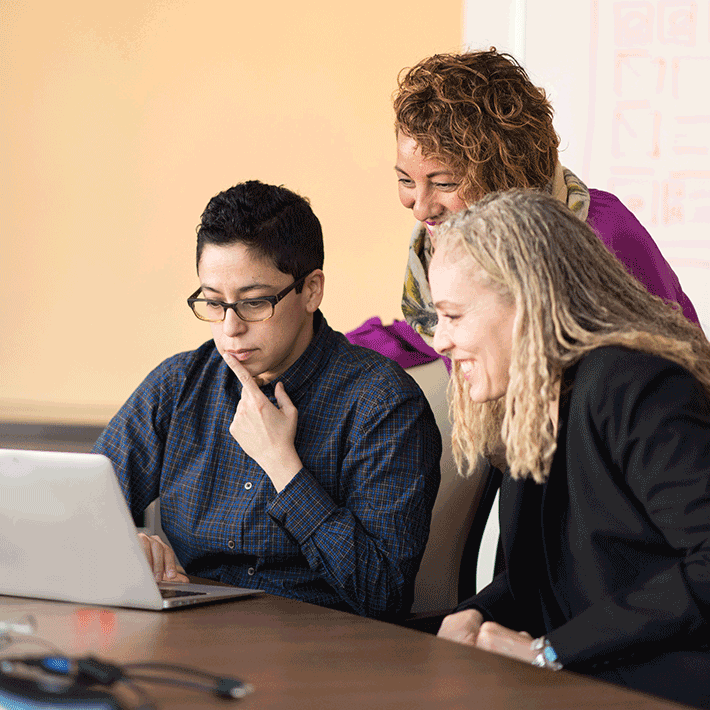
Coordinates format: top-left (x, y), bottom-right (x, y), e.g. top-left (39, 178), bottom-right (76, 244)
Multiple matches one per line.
top-left (438, 613), bottom-right (537, 664)
top-left (224, 354), bottom-right (276, 412)
top-left (223, 352), bottom-right (292, 414)
top-left (475, 622), bottom-right (537, 663)
top-left (437, 609), bottom-right (485, 646)
top-left (137, 532), bottom-right (189, 583)
top-left (223, 352), bottom-right (259, 390)
top-left (475, 621), bottom-right (504, 651)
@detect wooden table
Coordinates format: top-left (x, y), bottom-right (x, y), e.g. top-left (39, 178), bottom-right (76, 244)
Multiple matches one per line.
top-left (0, 593), bottom-right (692, 709)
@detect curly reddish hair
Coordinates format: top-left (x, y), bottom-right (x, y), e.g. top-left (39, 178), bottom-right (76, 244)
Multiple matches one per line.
top-left (394, 49), bottom-right (559, 201)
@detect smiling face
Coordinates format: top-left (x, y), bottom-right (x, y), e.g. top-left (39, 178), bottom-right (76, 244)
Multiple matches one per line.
top-left (395, 133), bottom-right (468, 236)
top-left (429, 246), bottom-right (516, 403)
top-left (197, 242), bottom-right (324, 385)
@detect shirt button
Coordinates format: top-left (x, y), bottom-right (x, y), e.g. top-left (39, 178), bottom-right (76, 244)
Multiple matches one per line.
top-left (247, 567), bottom-right (255, 576)
top-left (227, 540), bottom-right (235, 550)
top-left (244, 482), bottom-right (253, 490)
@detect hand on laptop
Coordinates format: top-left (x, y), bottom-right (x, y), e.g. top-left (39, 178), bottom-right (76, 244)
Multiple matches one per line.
top-left (225, 355), bottom-right (304, 493)
top-left (138, 532), bottom-right (189, 583)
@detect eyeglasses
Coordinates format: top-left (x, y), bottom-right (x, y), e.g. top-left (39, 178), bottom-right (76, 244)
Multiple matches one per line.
top-left (187, 274), bottom-right (309, 323)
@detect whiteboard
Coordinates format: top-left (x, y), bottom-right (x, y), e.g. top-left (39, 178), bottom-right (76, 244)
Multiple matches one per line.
top-left (466, 0), bottom-right (710, 332)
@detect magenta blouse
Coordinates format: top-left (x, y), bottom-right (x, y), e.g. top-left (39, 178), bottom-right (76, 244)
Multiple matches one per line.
top-left (347, 189), bottom-right (700, 367)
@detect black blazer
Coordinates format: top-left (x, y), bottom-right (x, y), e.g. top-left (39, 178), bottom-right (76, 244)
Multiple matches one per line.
top-left (462, 346), bottom-right (710, 669)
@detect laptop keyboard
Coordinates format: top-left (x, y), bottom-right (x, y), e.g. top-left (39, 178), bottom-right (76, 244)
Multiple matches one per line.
top-left (160, 588), bottom-right (207, 599)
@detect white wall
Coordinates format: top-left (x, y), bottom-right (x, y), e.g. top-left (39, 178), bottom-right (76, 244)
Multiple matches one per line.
top-left (465, 0), bottom-right (710, 333)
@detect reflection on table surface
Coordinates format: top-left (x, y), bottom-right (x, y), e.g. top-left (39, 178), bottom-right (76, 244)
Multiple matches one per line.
top-left (0, 593), bottom-right (691, 710)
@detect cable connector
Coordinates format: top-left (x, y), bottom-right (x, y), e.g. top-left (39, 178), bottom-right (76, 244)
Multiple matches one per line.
top-left (215, 678), bottom-right (253, 699)
top-left (75, 656), bottom-right (125, 686)
top-left (10, 655), bottom-right (124, 687)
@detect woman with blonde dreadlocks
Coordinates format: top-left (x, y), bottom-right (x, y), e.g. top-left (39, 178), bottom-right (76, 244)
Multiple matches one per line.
top-left (429, 189), bottom-right (710, 709)
top-left (393, 49), bottom-right (699, 339)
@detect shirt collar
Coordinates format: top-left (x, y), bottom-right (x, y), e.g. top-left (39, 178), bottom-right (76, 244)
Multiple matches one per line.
top-left (220, 310), bottom-right (333, 401)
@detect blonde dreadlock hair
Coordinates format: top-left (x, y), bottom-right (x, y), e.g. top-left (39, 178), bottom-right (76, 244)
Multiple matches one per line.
top-left (435, 189), bottom-right (710, 484)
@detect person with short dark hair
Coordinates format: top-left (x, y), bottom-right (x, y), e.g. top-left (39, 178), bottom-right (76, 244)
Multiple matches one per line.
top-left (93, 180), bottom-right (441, 619)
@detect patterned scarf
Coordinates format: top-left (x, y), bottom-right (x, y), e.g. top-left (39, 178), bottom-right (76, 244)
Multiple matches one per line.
top-left (401, 165), bottom-right (591, 343)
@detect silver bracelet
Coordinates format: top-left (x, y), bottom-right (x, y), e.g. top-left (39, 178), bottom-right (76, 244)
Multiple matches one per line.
top-left (530, 636), bottom-right (563, 671)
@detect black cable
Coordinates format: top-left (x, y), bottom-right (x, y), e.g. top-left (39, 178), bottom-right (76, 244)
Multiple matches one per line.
top-left (1, 653), bottom-right (252, 700)
top-left (0, 628), bottom-right (253, 704)
top-left (122, 661), bottom-right (252, 698)
top-left (117, 678), bottom-right (158, 710)
top-left (123, 660), bottom-right (225, 679)
top-left (123, 672), bottom-right (223, 695)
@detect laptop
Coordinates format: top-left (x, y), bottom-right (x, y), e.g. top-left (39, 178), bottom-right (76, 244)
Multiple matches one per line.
top-left (0, 448), bottom-right (264, 610)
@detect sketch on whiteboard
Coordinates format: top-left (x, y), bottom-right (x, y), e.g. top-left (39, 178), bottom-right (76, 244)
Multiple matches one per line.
top-left (589, 2), bottom-right (709, 236)
top-left (582, 0), bottom-right (710, 330)
top-left (465, 0), bottom-right (709, 330)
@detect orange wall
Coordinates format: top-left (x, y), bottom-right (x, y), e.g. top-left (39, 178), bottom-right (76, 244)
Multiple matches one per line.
top-left (1, 1), bottom-right (463, 422)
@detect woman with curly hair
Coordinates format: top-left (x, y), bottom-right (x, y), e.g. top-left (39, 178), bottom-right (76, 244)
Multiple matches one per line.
top-left (394, 49), bottom-right (699, 338)
top-left (429, 189), bottom-right (710, 708)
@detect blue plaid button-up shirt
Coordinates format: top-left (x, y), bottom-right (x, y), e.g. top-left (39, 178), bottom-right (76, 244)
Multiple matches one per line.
top-left (93, 313), bottom-right (441, 618)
